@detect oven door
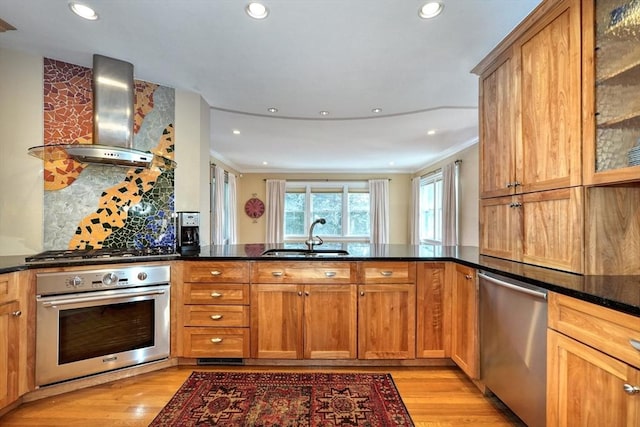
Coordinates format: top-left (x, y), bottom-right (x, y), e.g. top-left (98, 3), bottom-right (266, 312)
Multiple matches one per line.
top-left (36, 284), bottom-right (170, 386)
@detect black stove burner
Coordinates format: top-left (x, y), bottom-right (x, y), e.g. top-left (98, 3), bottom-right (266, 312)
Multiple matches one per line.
top-left (25, 247), bottom-right (177, 264)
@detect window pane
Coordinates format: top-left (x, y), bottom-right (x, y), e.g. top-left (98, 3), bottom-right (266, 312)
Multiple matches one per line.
top-left (311, 192), bottom-right (342, 235)
top-left (284, 193), bottom-right (305, 235)
top-left (419, 175), bottom-right (443, 243)
top-left (348, 193), bottom-right (370, 236)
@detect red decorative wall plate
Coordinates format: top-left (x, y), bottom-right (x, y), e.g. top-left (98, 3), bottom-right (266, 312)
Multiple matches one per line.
top-left (244, 197), bottom-right (265, 219)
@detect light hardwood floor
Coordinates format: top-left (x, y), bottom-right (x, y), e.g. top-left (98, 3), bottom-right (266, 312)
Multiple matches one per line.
top-left (1, 366), bottom-right (524, 426)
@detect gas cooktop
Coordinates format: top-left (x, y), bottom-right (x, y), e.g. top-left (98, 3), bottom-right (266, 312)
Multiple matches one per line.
top-left (25, 247), bottom-right (178, 264)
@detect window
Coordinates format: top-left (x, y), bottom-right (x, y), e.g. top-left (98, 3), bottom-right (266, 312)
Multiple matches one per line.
top-left (284, 182), bottom-right (370, 241)
top-left (419, 171), bottom-right (443, 244)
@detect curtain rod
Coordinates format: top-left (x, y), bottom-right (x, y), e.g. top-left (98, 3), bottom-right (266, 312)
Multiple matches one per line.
top-left (263, 178), bottom-right (391, 182)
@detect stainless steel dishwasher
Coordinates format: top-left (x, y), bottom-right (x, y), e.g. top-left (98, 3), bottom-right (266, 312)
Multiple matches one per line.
top-left (479, 271), bottom-right (548, 427)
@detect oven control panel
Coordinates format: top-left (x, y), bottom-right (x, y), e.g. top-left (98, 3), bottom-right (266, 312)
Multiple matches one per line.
top-left (36, 265), bottom-right (170, 296)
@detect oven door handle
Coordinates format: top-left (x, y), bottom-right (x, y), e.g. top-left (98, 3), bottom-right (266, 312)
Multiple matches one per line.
top-left (40, 289), bottom-right (167, 307)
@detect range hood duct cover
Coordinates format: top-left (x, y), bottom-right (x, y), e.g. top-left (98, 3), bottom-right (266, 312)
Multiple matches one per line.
top-left (28, 55), bottom-right (175, 169)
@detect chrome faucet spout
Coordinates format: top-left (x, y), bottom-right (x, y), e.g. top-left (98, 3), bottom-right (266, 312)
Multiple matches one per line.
top-left (306, 218), bottom-right (326, 250)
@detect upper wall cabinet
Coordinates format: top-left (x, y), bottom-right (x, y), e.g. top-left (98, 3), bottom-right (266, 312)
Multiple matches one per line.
top-left (476, 0), bottom-right (583, 198)
top-left (583, 0), bottom-right (640, 185)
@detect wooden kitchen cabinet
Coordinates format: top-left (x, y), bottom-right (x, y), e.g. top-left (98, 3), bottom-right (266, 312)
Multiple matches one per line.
top-left (0, 271), bottom-right (32, 413)
top-left (250, 262), bottom-right (357, 359)
top-left (450, 263), bottom-right (479, 379)
top-left (547, 292), bottom-right (640, 426)
top-left (358, 262), bottom-right (416, 360)
top-left (476, 0), bottom-right (582, 198)
top-left (480, 187), bottom-right (584, 273)
top-left (177, 262), bottom-right (251, 358)
top-left (416, 262), bottom-right (449, 358)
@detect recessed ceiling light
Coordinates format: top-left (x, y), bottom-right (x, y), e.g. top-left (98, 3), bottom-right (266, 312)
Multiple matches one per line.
top-left (319, 111), bottom-right (330, 116)
top-left (427, 129), bottom-right (437, 135)
top-left (419, 2), bottom-right (444, 19)
top-left (372, 108), bottom-right (382, 113)
top-left (267, 107), bottom-right (278, 113)
top-left (262, 161), bottom-right (268, 165)
top-left (69, 2), bottom-right (99, 20)
top-left (389, 161), bottom-right (395, 166)
top-left (232, 130), bottom-right (241, 135)
top-left (246, 2), bottom-right (269, 19)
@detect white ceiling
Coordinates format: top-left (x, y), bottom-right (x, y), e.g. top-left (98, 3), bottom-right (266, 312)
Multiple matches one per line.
top-left (0, 0), bottom-right (540, 173)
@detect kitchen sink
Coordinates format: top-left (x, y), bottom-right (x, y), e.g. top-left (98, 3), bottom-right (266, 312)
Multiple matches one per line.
top-left (261, 248), bottom-right (349, 257)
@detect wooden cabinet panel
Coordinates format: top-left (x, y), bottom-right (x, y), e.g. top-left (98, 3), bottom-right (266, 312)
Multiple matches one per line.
top-left (549, 292), bottom-right (640, 369)
top-left (183, 283), bottom-right (249, 305)
top-left (0, 299), bottom-right (20, 409)
top-left (251, 284), bottom-right (303, 359)
top-left (303, 285), bottom-right (357, 359)
top-left (182, 328), bottom-right (250, 358)
top-left (479, 52), bottom-right (517, 199)
top-left (358, 284), bottom-right (416, 359)
top-left (547, 329), bottom-right (640, 426)
top-left (183, 305), bottom-right (249, 328)
top-left (183, 261), bottom-right (249, 283)
top-left (451, 264), bottom-right (479, 379)
top-left (252, 261), bottom-right (355, 284)
top-left (479, 196), bottom-right (522, 261)
top-left (518, 0), bottom-right (582, 193)
top-left (359, 261), bottom-right (416, 284)
top-left (416, 262), bottom-right (449, 358)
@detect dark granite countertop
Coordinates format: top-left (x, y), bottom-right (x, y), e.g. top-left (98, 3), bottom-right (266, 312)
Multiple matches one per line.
top-left (5, 244), bottom-right (639, 316)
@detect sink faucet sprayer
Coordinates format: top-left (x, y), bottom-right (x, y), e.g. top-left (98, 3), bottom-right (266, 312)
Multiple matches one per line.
top-left (306, 218), bottom-right (326, 250)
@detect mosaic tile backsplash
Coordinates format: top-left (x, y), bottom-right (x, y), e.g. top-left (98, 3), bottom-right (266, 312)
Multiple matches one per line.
top-left (42, 58), bottom-right (175, 250)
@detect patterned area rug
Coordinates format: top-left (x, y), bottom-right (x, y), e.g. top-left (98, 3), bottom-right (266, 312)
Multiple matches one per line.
top-left (149, 371), bottom-right (414, 426)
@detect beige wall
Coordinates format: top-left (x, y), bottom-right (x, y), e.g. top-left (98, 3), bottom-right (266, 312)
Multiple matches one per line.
top-left (0, 48), bottom-right (44, 255)
top-left (234, 173), bottom-right (412, 244)
top-left (414, 143), bottom-right (479, 246)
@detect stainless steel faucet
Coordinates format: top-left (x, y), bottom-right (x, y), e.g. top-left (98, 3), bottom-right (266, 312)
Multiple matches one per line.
top-left (305, 218), bottom-right (326, 250)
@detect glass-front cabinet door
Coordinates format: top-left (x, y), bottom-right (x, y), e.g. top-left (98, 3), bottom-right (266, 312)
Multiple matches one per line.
top-left (585, 0), bottom-right (640, 184)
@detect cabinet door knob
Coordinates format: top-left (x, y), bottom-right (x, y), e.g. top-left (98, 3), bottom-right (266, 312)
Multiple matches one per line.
top-left (465, 274), bottom-right (473, 280)
top-left (298, 291), bottom-right (303, 296)
top-left (210, 292), bottom-right (223, 298)
top-left (360, 291), bottom-right (365, 296)
top-left (304, 291), bottom-right (310, 296)
top-left (272, 271), bottom-right (283, 277)
top-left (324, 271), bottom-right (336, 278)
top-left (210, 314), bottom-right (223, 320)
top-left (380, 271), bottom-right (393, 277)
top-left (12, 310), bottom-right (21, 317)
top-left (210, 270), bottom-right (222, 276)
top-left (623, 384), bottom-right (640, 395)
top-left (210, 338), bottom-right (223, 344)
top-left (506, 182), bottom-right (513, 188)
top-left (630, 339), bottom-right (640, 351)
top-left (513, 181), bottom-right (521, 187)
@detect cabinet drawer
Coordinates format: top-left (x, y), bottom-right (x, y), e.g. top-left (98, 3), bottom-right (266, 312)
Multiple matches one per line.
top-left (548, 292), bottom-right (640, 369)
top-left (184, 283), bottom-right (249, 305)
top-left (252, 261), bottom-right (355, 283)
top-left (182, 328), bottom-right (250, 358)
top-left (0, 273), bottom-right (18, 305)
top-left (184, 305), bottom-right (250, 327)
top-left (183, 262), bottom-right (249, 283)
top-left (360, 262), bottom-right (416, 284)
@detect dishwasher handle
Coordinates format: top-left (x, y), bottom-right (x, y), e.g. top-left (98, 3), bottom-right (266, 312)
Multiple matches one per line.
top-left (478, 272), bottom-right (547, 300)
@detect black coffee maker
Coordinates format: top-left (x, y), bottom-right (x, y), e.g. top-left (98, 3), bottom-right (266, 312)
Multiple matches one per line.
top-left (176, 211), bottom-right (200, 254)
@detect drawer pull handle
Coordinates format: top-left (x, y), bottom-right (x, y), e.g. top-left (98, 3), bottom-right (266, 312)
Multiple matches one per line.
top-left (623, 384), bottom-right (640, 395)
top-left (380, 271), bottom-right (393, 277)
top-left (630, 339), bottom-right (640, 351)
top-left (210, 338), bottom-right (223, 344)
top-left (210, 292), bottom-right (223, 298)
top-left (210, 314), bottom-right (223, 320)
top-left (272, 271), bottom-right (283, 277)
top-left (210, 270), bottom-right (222, 276)
top-left (324, 271), bottom-right (336, 278)
top-left (12, 310), bottom-right (21, 317)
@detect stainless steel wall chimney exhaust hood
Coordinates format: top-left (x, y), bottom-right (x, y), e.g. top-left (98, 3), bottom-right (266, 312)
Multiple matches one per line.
top-left (28, 55), bottom-right (175, 169)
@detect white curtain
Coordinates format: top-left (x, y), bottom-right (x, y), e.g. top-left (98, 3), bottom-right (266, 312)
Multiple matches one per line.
top-left (442, 162), bottom-right (458, 246)
top-left (369, 179), bottom-right (389, 244)
top-left (212, 166), bottom-right (226, 245)
top-left (227, 172), bottom-right (237, 244)
top-left (265, 179), bottom-right (286, 243)
top-left (409, 176), bottom-right (421, 244)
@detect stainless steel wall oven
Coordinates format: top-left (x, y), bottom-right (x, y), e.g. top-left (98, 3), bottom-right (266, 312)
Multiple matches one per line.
top-left (35, 264), bottom-right (170, 386)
